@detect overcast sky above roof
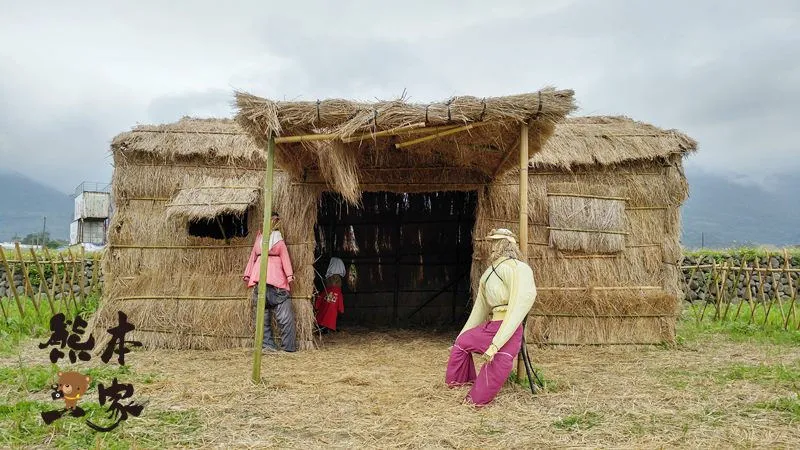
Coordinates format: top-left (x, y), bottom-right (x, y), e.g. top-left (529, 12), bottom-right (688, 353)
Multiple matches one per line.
top-left (0, 0), bottom-right (797, 193)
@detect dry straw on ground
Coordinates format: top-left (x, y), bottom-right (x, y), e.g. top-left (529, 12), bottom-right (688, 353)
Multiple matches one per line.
top-left (7, 329), bottom-right (794, 448)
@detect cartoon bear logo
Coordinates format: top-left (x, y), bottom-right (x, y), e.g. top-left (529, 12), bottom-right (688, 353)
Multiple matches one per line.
top-left (55, 371), bottom-right (91, 410)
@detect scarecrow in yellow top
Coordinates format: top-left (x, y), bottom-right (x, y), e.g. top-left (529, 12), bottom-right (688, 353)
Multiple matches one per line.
top-left (445, 228), bottom-right (537, 406)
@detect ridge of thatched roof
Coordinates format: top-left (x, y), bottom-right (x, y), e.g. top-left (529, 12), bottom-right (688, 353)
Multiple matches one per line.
top-left (234, 88), bottom-right (576, 200)
top-left (111, 117), bottom-right (263, 160)
top-left (165, 174), bottom-right (260, 221)
top-left (531, 116), bottom-right (697, 169)
top-left (235, 88), bottom-right (576, 139)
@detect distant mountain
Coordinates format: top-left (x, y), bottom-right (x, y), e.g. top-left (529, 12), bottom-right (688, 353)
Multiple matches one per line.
top-left (0, 170), bottom-right (72, 241)
top-left (681, 167), bottom-right (799, 248)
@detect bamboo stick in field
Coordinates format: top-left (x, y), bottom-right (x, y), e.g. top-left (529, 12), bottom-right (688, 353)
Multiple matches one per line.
top-left (722, 258), bottom-right (746, 321)
top-left (733, 257), bottom-right (749, 321)
top-left (745, 259), bottom-right (758, 324)
top-left (0, 250), bottom-right (23, 317)
top-left (700, 261), bottom-right (718, 322)
top-left (30, 248), bottom-right (56, 315)
top-left (79, 247), bottom-right (87, 307)
top-left (754, 258), bottom-right (774, 327)
top-left (771, 253), bottom-right (788, 325)
top-left (687, 261), bottom-right (703, 322)
top-left (713, 262), bottom-right (729, 320)
top-left (90, 252), bottom-right (100, 295)
top-left (61, 253), bottom-right (78, 314)
top-left (252, 134), bottom-right (275, 384)
top-left (783, 249), bottom-right (796, 330)
top-left (67, 248), bottom-right (80, 308)
top-left (516, 122), bottom-right (529, 384)
top-left (45, 248), bottom-right (69, 314)
top-left (14, 242), bottom-right (40, 315)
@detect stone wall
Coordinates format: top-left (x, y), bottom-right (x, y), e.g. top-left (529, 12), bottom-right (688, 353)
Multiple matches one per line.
top-left (682, 253), bottom-right (800, 303)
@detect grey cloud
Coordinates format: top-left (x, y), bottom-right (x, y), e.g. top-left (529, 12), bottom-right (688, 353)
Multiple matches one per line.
top-left (0, 0), bottom-right (798, 193)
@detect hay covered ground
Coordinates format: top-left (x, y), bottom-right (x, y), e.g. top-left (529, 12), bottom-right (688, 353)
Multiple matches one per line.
top-left (2, 320), bottom-right (799, 448)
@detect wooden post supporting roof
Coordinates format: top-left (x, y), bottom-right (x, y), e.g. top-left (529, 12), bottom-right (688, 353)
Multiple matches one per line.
top-left (252, 134), bottom-right (275, 383)
top-left (517, 123), bottom-right (529, 383)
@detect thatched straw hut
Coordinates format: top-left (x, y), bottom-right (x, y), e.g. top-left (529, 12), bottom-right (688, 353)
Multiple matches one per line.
top-left (95, 118), bottom-right (280, 350)
top-left (98, 89), bottom-right (695, 351)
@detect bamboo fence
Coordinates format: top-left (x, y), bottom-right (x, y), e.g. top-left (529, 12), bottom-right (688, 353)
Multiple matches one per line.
top-left (0, 247), bottom-right (103, 320)
top-left (682, 249), bottom-right (800, 331)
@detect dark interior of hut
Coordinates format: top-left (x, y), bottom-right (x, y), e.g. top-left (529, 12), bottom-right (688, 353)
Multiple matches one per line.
top-left (313, 191), bottom-right (477, 329)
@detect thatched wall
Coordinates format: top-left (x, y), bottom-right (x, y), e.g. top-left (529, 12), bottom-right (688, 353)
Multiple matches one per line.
top-left (472, 155), bottom-right (689, 344)
top-left (95, 119), bottom-right (323, 351)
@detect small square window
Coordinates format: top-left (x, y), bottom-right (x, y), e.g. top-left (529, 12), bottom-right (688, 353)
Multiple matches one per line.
top-left (188, 212), bottom-right (248, 240)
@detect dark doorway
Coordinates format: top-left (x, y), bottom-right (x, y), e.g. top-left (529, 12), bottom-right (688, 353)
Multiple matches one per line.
top-left (314, 191), bottom-right (477, 329)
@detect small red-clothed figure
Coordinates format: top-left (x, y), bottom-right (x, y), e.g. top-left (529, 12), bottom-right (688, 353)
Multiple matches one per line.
top-left (314, 257), bottom-right (346, 331)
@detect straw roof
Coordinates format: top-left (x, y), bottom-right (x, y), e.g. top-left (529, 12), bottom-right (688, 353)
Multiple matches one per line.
top-left (531, 116), bottom-right (697, 169)
top-left (165, 174), bottom-right (260, 220)
top-left (111, 117), bottom-right (263, 161)
top-left (234, 89), bottom-right (577, 189)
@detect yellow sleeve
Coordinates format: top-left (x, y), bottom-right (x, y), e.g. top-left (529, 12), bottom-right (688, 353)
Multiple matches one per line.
top-left (459, 276), bottom-right (490, 336)
top-left (490, 261), bottom-right (536, 351)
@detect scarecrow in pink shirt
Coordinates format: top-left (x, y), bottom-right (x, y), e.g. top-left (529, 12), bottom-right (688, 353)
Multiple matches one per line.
top-left (243, 212), bottom-right (296, 352)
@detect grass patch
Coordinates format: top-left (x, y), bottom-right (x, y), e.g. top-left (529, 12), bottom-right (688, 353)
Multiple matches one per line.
top-left (552, 411), bottom-right (602, 431)
top-left (0, 363), bottom-right (158, 403)
top-left (677, 307), bottom-right (800, 346)
top-left (511, 366), bottom-right (564, 393)
top-left (0, 399), bottom-right (202, 448)
top-left (715, 362), bottom-right (800, 388)
top-left (660, 361), bottom-right (800, 392)
top-left (0, 294), bottom-right (100, 356)
top-left (685, 247), bottom-right (800, 261)
top-left (754, 395), bottom-right (800, 421)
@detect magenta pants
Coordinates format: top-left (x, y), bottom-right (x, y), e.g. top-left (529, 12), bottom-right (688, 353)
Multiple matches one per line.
top-left (445, 321), bottom-right (523, 406)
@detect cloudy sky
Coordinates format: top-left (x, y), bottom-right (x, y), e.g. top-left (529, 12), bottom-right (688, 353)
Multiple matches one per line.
top-left (1, 0), bottom-right (798, 193)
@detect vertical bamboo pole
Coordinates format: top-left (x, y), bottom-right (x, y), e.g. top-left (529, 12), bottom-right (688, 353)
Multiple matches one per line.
top-left (770, 252), bottom-right (788, 325)
top-left (722, 259), bottom-right (746, 321)
top-left (745, 261), bottom-right (757, 324)
top-left (783, 249), bottom-right (796, 330)
top-left (43, 247), bottom-right (66, 313)
top-left (516, 123), bottom-right (529, 383)
top-left (58, 254), bottom-right (77, 315)
top-left (753, 258), bottom-right (769, 327)
top-left (14, 243), bottom-right (39, 314)
top-left (67, 248), bottom-right (80, 308)
top-left (79, 246), bottom-right (87, 307)
top-left (687, 261), bottom-right (702, 322)
top-left (90, 252), bottom-right (100, 295)
top-left (30, 248), bottom-right (56, 315)
top-left (713, 262), bottom-right (729, 320)
top-left (733, 257), bottom-right (749, 321)
top-left (0, 250), bottom-right (24, 317)
top-left (252, 134), bottom-right (275, 384)
top-left (700, 261), bottom-right (718, 322)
